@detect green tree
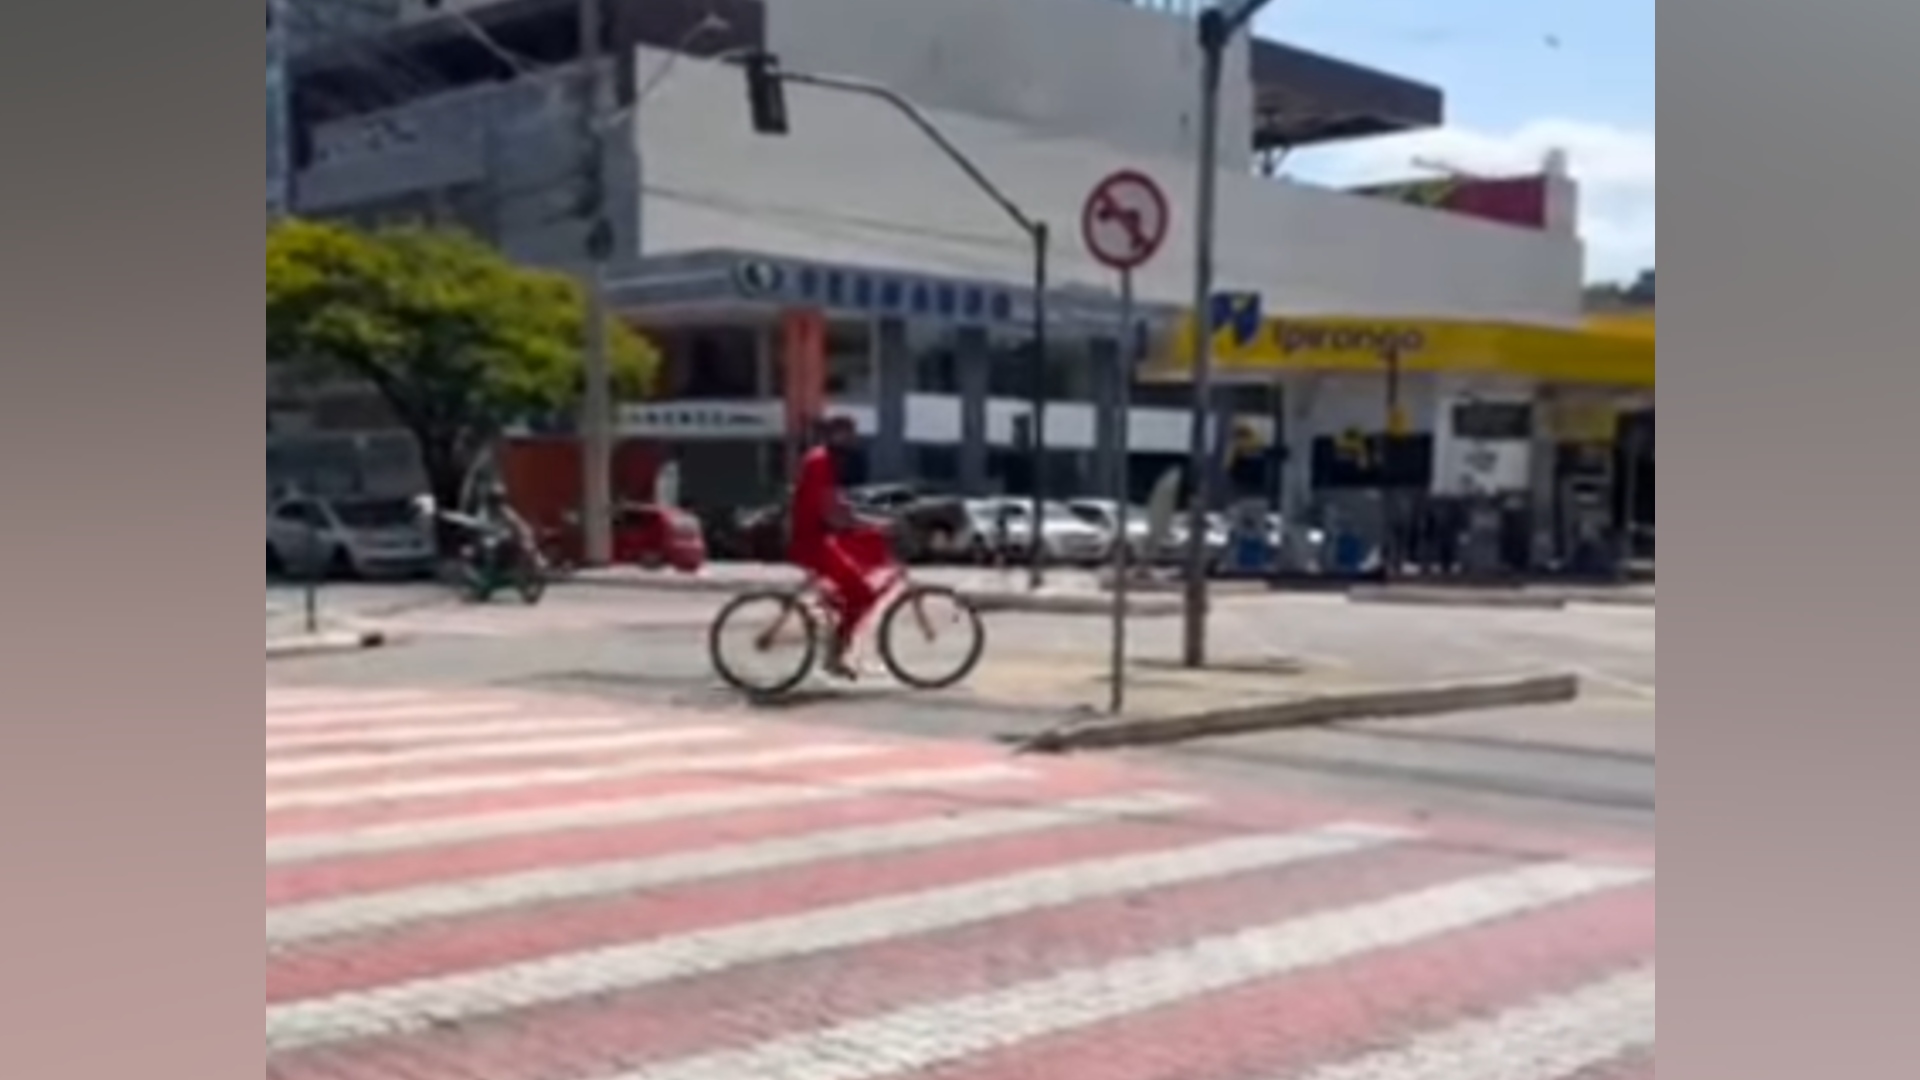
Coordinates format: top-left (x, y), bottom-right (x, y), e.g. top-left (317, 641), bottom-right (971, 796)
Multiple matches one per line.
top-left (266, 218), bottom-right (659, 515)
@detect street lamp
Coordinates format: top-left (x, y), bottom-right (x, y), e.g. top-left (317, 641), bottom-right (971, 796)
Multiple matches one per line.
top-left (1182, 0), bottom-right (1277, 668)
top-left (736, 53), bottom-right (1055, 590)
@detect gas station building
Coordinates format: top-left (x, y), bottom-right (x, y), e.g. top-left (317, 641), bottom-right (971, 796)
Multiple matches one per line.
top-left (273, 0), bottom-right (1649, 570)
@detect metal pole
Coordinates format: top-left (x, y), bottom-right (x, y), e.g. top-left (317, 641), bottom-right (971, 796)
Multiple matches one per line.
top-left (1381, 347), bottom-right (1403, 580)
top-left (301, 475), bottom-right (319, 634)
top-left (1619, 417), bottom-right (1640, 573)
top-left (1109, 271), bottom-right (1136, 714)
top-left (1028, 223), bottom-right (1050, 591)
top-left (267, 0), bottom-right (294, 219)
top-left (578, 0), bottom-right (614, 566)
top-left (1181, 9), bottom-right (1228, 669)
top-left (582, 258), bottom-right (613, 564)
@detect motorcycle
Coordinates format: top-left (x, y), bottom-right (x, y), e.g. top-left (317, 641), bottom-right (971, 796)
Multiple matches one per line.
top-left (443, 516), bottom-right (546, 605)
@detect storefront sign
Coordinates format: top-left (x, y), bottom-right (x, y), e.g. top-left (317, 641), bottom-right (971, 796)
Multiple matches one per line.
top-left (1271, 321), bottom-right (1428, 358)
top-left (618, 401), bottom-right (786, 441)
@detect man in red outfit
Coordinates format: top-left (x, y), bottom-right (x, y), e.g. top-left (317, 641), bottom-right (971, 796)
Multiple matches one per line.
top-left (788, 417), bottom-right (881, 677)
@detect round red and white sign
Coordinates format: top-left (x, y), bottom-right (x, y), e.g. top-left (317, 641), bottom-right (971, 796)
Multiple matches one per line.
top-left (1081, 169), bottom-right (1170, 272)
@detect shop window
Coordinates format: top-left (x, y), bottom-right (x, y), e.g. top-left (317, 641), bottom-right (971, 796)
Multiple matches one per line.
top-left (1311, 433), bottom-right (1433, 491)
top-left (913, 447), bottom-right (960, 485)
top-left (986, 339), bottom-right (1077, 399)
top-left (907, 322), bottom-right (962, 396)
top-left (825, 321), bottom-right (873, 397)
top-left (678, 333), bottom-right (758, 399)
top-left (1451, 401), bottom-right (1534, 441)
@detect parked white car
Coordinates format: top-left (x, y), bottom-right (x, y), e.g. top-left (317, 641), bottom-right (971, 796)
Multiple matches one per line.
top-left (267, 494), bottom-right (437, 579)
top-left (1156, 511), bottom-right (1231, 570)
top-left (1065, 499), bottom-right (1155, 561)
top-left (958, 498), bottom-right (1110, 566)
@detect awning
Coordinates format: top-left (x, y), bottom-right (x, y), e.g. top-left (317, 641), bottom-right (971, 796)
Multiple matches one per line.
top-left (1586, 313), bottom-right (1656, 341)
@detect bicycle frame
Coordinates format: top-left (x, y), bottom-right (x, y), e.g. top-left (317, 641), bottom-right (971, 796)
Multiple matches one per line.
top-left (750, 562), bottom-right (929, 656)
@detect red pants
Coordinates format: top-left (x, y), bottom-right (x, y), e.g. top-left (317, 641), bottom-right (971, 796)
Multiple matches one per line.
top-left (798, 536), bottom-right (880, 647)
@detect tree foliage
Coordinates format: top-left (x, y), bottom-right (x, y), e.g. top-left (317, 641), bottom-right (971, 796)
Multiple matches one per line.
top-left (266, 218), bottom-right (660, 505)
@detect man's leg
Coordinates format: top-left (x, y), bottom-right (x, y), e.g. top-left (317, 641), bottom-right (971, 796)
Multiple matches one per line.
top-left (817, 542), bottom-right (879, 674)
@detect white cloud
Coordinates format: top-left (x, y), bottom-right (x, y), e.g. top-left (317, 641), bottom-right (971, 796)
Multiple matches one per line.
top-left (1288, 119), bottom-right (1655, 283)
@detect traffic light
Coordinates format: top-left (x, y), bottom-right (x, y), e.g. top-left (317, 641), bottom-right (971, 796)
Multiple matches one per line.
top-left (743, 51), bottom-right (789, 136)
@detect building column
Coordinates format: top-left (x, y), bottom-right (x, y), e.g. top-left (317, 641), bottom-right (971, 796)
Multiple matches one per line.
top-left (956, 326), bottom-right (991, 495)
top-left (871, 317), bottom-right (911, 483)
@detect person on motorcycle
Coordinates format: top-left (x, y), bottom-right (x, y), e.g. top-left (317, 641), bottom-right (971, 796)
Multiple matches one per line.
top-left (473, 483), bottom-right (535, 550)
top-left (789, 417), bottom-right (879, 678)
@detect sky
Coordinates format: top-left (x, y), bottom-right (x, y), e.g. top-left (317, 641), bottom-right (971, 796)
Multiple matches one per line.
top-left (1260, 0), bottom-right (1655, 284)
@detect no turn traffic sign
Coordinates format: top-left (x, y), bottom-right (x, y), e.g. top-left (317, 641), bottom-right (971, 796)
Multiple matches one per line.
top-left (1081, 169), bottom-right (1170, 272)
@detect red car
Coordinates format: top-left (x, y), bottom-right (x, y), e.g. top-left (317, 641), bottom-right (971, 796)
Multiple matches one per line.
top-left (543, 503), bottom-right (707, 573)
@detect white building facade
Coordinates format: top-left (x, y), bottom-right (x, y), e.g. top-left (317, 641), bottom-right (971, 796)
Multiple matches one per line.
top-left (277, 0), bottom-right (1598, 540)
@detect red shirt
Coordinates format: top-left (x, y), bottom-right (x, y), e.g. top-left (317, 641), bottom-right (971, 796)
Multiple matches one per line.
top-left (787, 445), bottom-right (839, 561)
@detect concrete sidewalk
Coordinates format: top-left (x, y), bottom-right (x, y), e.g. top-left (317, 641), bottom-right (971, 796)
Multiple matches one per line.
top-left (573, 562), bottom-right (1653, 613)
top-left (570, 563), bottom-right (1186, 617)
top-left (1346, 583), bottom-right (1655, 609)
top-left (807, 623), bottom-right (1582, 753)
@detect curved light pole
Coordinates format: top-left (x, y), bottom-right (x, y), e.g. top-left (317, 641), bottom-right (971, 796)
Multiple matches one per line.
top-left (734, 57), bottom-right (1055, 590)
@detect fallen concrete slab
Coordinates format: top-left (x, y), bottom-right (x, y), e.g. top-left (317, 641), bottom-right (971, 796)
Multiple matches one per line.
top-left (266, 630), bottom-right (388, 661)
top-left (1011, 672), bottom-right (1582, 753)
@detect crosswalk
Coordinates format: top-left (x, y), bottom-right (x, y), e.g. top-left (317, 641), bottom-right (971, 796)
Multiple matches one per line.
top-left (318, 590), bottom-right (723, 640)
top-left (264, 683), bottom-right (1656, 1080)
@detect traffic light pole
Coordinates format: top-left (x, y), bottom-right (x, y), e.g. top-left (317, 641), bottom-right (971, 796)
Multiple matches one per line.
top-left (737, 58), bottom-right (1054, 589)
top-left (267, 0), bottom-right (293, 219)
top-left (1181, 0), bottom-right (1275, 668)
top-left (577, 0), bottom-right (614, 566)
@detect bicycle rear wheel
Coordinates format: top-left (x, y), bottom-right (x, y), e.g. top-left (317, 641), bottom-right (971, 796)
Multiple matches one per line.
top-left (876, 584), bottom-right (986, 691)
top-left (709, 590), bottom-right (820, 697)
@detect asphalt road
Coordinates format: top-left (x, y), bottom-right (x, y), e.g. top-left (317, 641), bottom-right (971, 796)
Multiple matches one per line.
top-left (268, 580), bottom-right (1654, 841)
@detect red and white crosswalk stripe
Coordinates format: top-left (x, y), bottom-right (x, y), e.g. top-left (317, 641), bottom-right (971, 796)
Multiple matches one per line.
top-left (327, 593), bottom-right (719, 640)
top-left (264, 683), bottom-right (1655, 1080)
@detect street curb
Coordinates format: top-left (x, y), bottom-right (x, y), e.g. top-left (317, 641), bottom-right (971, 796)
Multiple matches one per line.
top-left (567, 572), bottom-right (1184, 618)
top-left (966, 593), bottom-right (1183, 618)
top-left (1011, 671), bottom-right (1582, 754)
top-left (1347, 587), bottom-right (1570, 611)
top-left (1559, 593), bottom-right (1657, 609)
top-left (265, 630), bottom-right (388, 661)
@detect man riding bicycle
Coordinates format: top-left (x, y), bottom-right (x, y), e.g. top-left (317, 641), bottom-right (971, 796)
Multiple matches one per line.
top-left (789, 416), bottom-right (883, 678)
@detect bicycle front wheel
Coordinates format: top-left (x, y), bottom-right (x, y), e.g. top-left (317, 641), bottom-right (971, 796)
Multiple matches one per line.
top-left (877, 584), bottom-right (986, 691)
top-left (709, 590), bottom-right (820, 697)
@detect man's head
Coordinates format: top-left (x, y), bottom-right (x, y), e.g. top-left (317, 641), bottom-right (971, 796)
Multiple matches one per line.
top-left (816, 416), bottom-right (857, 450)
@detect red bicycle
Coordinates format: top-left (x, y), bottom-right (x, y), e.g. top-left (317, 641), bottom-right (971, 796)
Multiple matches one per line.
top-left (706, 525), bottom-right (986, 698)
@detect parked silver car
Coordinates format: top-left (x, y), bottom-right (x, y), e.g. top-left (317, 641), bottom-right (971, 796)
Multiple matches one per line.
top-left (958, 498), bottom-right (1110, 566)
top-left (267, 494), bottom-right (437, 579)
top-left (1065, 499), bottom-right (1155, 561)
